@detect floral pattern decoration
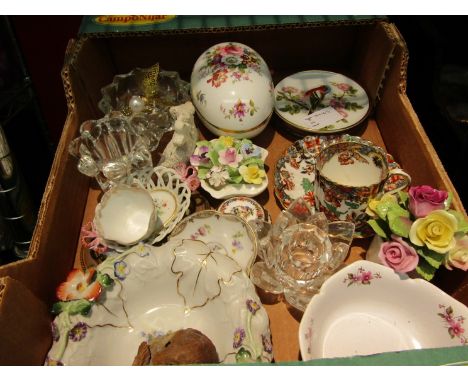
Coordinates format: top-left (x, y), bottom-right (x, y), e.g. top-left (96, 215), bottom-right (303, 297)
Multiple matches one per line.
top-left (343, 267), bottom-right (382, 286)
top-left (438, 304), bottom-right (467, 345)
top-left (220, 99), bottom-right (259, 121)
top-left (233, 299), bottom-right (272, 363)
top-left (200, 43), bottom-right (263, 88)
top-left (69, 322), bottom-right (88, 342)
top-left (81, 221), bottom-right (108, 255)
top-left (190, 224), bottom-right (211, 240)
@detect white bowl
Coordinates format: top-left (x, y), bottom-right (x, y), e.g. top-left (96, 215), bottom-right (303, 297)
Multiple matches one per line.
top-left (95, 185), bottom-right (161, 246)
top-left (190, 42), bottom-right (274, 138)
top-left (299, 260), bottom-right (468, 361)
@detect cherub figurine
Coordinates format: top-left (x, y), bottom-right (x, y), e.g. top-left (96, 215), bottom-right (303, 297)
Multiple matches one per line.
top-left (158, 101), bottom-right (199, 168)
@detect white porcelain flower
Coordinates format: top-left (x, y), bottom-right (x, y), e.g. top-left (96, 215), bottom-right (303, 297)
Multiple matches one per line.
top-left (206, 166), bottom-right (230, 189)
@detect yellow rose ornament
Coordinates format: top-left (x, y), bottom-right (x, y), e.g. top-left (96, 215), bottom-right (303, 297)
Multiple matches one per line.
top-left (409, 210), bottom-right (458, 254)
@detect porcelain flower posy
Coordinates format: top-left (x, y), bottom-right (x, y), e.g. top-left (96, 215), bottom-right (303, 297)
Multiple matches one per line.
top-left (367, 185), bottom-right (468, 281)
top-left (190, 136), bottom-right (266, 189)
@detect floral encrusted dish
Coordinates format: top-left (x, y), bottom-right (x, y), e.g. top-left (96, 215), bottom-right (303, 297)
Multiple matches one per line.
top-left (274, 70), bottom-right (370, 134)
top-left (190, 136), bottom-right (268, 199)
top-left (46, 237), bottom-right (272, 365)
top-left (299, 260), bottom-right (468, 361)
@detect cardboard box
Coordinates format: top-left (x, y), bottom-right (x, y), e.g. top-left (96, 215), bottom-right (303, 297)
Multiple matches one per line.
top-left (0, 17), bottom-right (466, 365)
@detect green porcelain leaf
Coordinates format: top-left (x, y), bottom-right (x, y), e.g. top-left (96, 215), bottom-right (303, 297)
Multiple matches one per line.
top-left (388, 214), bottom-right (412, 238)
top-left (196, 140), bottom-right (211, 148)
top-left (367, 219), bottom-right (389, 239)
top-left (52, 299), bottom-right (93, 316)
top-left (240, 157), bottom-right (264, 168)
top-left (197, 167), bottom-right (209, 180)
top-left (444, 192), bottom-right (453, 210)
top-left (375, 198), bottom-right (409, 221)
top-left (227, 167), bottom-right (242, 184)
top-left (207, 150), bottom-right (220, 166)
top-left (415, 257), bottom-right (437, 281)
top-left (447, 209), bottom-right (468, 234)
top-left (397, 191), bottom-right (409, 207)
top-left (417, 247), bottom-right (444, 269)
top-left (97, 272), bottom-right (114, 288)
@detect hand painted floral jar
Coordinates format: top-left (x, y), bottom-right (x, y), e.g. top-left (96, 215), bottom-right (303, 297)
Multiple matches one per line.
top-left (191, 42), bottom-right (274, 138)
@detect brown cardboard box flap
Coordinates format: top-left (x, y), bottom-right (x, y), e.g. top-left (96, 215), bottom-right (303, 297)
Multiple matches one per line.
top-left (0, 276), bottom-right (52, 365)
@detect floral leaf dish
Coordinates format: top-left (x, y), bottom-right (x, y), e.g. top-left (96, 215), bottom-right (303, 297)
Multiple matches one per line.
top-left (274, 70), bottom-right (370, 134)
top-left (169, 210), bottom-right (258, 274)
top-left (191, 136), bottom-right (268, 199)
top-left (299, 260), bottom-right (468, 361)
top-left (46, 240), bottom-right (272, 365)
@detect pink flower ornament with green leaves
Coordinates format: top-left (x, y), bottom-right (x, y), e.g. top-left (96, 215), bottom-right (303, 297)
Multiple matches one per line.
top-left (367, 185), bottom-right (468, 281)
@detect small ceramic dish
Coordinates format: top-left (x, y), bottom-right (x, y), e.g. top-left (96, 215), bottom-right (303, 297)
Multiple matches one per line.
top-left (274, 70), bottom-right (370, 134)
top-left (46, 239), bottom-right (273, 365)
top-left (134, 166), bottom-right (192, 244)
top-left (274, 134), bottom-right (408, 237)
top-left (191, 138), bottom-right (269, 200)
top-left (299, 260), bottom-right (468, 361)
top-left (169, 210), bottom-right (258, 274)
top-left (95, 185), bottom-right (161, 246)
top-left (218, 197), bottom-right (269, 223)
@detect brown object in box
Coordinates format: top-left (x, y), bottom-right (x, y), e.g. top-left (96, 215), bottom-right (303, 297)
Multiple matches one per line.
top-left (0, 19), bottom-right (466, 365)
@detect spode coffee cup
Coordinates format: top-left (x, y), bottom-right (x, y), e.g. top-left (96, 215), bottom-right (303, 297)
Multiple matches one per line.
top-left (313, 138), bottom-right (411, 237)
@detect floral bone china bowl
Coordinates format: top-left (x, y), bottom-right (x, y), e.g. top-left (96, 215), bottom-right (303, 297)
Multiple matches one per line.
top-left (190, 136), bottom-right (268, 199)
top-left (191, 42), bottom-right (274, 138)
top-left (299, 260), bottom-right (468, 361)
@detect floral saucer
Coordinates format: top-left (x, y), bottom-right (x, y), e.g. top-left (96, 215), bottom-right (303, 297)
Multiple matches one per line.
top-left (299, 260), bottom-right (468, 361)
top-left (274, 135), bottom-right (408, 237)
top-left (46, 240), bottom-right (272, 365)
top-left (274, 70), bottom-right (370, 134)
top-left (169, 210), bottom-right (258, 274)
top-left (218, 197), bottom-right (270, 223)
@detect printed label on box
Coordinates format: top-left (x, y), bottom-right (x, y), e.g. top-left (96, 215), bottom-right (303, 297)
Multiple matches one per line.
top-left (301, 107), bottom-right (343, 131)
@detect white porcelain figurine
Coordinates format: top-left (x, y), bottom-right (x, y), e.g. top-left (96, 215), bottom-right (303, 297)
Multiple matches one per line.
top-left (158, 101), bottom-right (199, 168)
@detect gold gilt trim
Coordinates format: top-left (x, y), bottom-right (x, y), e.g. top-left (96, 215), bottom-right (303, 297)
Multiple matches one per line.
top-left (170, 239), bottom-right (243, 311)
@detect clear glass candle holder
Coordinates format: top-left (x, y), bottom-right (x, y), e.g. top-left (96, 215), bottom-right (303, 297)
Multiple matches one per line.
top-left (250, 197), bottom-right (355, 311)
top-left (69, 115), bottom-right (153, 191)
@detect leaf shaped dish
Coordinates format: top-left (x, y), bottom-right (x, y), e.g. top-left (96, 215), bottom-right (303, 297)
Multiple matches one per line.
top-left (46, 240), bottom-right (272, 365)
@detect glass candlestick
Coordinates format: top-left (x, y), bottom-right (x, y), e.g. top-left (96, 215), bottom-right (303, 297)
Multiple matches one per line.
top-left (250, 197), bottom-right (354, 311)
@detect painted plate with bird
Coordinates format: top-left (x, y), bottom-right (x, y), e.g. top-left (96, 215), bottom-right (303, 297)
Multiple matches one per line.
top-left (274, 70), bottom-right (370, 134)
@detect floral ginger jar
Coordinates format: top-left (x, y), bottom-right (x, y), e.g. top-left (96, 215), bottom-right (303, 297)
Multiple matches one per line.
top-left (191, 42), bottom-right (274, 138)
